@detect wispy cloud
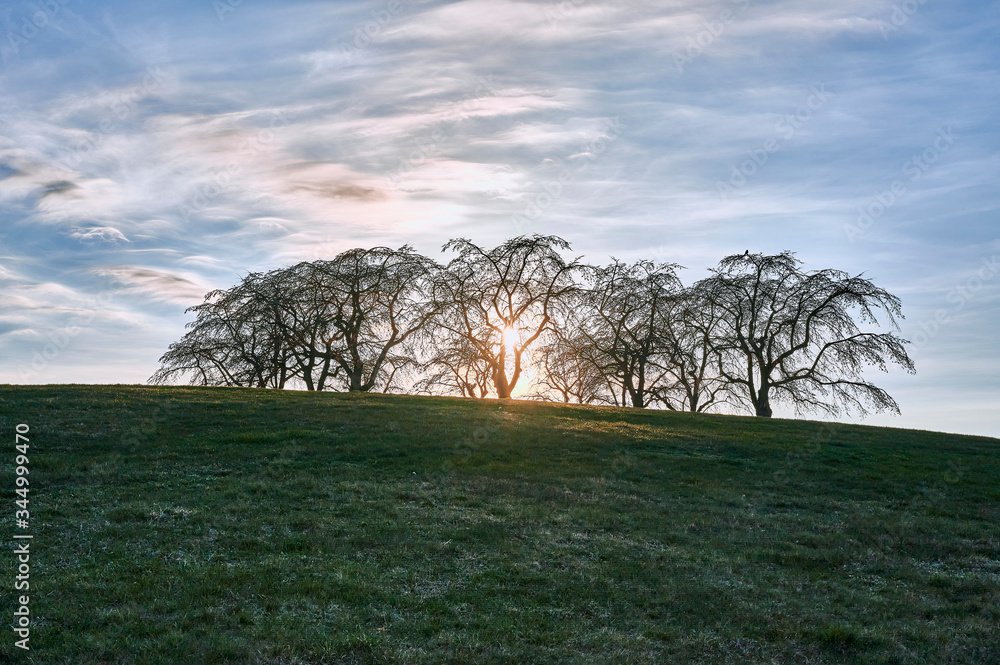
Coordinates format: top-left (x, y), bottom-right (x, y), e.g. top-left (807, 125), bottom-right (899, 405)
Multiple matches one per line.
top-left (89, 266), bottom-right (207, 304)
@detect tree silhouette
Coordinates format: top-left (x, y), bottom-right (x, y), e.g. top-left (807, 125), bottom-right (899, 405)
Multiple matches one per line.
top-left (430, 235), bottom-right (581, 399)
top-left (578, 259), bottom-right (682, 408)
top-left (151, 238), bottom-right (915, 423)
top-left (532, 292), bottom-right (609, 404)
top-left (414, 334), bottom-right (493, 399)
top-left (150, 271), bottom-right (295, 388)
top-left (306, 246), bottom-right (440, 392)
top-left (151, 246), bottom-right (438, 392)
top-left (657, 285), bottom-right (732, 412)
top-left (696, 251), bottom-right (915, 417)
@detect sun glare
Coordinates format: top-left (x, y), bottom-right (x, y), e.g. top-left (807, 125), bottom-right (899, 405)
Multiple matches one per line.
top-left (502, 325), bottom-right (517, 352)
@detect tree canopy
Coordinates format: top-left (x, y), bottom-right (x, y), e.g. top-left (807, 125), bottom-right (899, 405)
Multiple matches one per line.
top-left (695, 251), bottom-right (915, 417)
top-left (151, 237), bottom-right (915, 420)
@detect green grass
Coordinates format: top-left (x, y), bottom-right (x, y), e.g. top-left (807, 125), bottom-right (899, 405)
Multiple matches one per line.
top-left (1, 384), bottom-right (998, 664)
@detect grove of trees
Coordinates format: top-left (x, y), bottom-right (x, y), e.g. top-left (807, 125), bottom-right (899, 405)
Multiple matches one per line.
top-left (150, 235), bottom-right (915, 418)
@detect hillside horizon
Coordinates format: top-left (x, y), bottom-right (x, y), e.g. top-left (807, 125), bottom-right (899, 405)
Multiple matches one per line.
top-left (5, 383), bottom-right (997, 443)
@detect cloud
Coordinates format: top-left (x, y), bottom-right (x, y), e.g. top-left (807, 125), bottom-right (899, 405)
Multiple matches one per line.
top-left (90, 266), bottom-right (206, 303)
top-left (0, 263), bottom-right (25, 282)
top-left (177, 254), bottom-right (229, 270)
top-left (69, 226), bottom-right (130, 243)
top-left (38, 180), bottom-right (79, 201)
top-left (287, 181), bottom-right (385, 202)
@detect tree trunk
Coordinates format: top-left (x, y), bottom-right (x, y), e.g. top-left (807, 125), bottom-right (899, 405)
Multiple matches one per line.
top-left (302, 358), bottom-right (315, 391)
top-left (754, 386), bottom-right (772, 417)
top-left (349, 371), bottom-right (365, 392)
top-left (494, 347), bottom-right (511, 398)
top-left (316, 356), bottom-right (331, 391)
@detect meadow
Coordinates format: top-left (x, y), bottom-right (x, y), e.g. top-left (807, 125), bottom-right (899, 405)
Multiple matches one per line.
top-left (1, 385), bottom-right (997, 664)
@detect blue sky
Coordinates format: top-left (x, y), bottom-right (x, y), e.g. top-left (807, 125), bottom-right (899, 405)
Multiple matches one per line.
top-left (1, 0), bottom-right (998, 437)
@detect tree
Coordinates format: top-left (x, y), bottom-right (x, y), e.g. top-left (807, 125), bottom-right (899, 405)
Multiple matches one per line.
top-left (657, 286), bottom-right (732, 413)
top-left (151, 239), bottom-right (917, 424)
top-left (431, 235), bottom-right (581, 399)
top-left (151, 246), bottom-right (439, 392)
top-left (149, 272), bottom-right (296, 388)
top-left (578, 259), bottom-right (683, 408)
top-left (413, 333), bottom-right (493, 399)
top-left (305, 246), bottom-right (440, 392)
top-left (696, 251), bottom-right (915, 417)
top-left (532, 293), bottom-right (609, 404)
top-left (252, 262), bottom-right (341, 391)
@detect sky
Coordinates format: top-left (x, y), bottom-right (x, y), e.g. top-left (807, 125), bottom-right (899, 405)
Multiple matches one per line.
top-left (1, 0), bottom-right (998, 437)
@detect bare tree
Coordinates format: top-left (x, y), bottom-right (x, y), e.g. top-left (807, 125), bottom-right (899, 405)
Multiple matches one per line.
top-left (696, 251), bottom-right (915, 417)
top-left (150, 272), bottom-right (296, 388)
top-left (246, 263), bottom-right (342, 391)
top-left (431, 235), bottom-right (581, 399)
top-left (414, 333), bottom-right (494, 399)
top-left (152, 239), bottom-right (916, 423)
top-left (306, 246), bottom-right (440, 392)
top-left (657, 286), bottom-right (732, 413)
top-left (151, 246), bottom-right (439, 392)
top-left (578, 259), bottom-right (683, 408)
top-left (532, 293), bottom-right (610, 404)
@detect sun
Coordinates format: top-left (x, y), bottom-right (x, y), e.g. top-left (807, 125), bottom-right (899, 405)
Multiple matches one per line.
top-left (501, 325), bottom-right (517, 352)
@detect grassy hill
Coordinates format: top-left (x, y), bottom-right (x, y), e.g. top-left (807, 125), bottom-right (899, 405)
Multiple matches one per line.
top-left (1, 385), bottom-right (998, 664)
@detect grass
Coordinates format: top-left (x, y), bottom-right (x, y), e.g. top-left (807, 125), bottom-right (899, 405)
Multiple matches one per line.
top-left (0, 384), bottom-right (998, 664)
